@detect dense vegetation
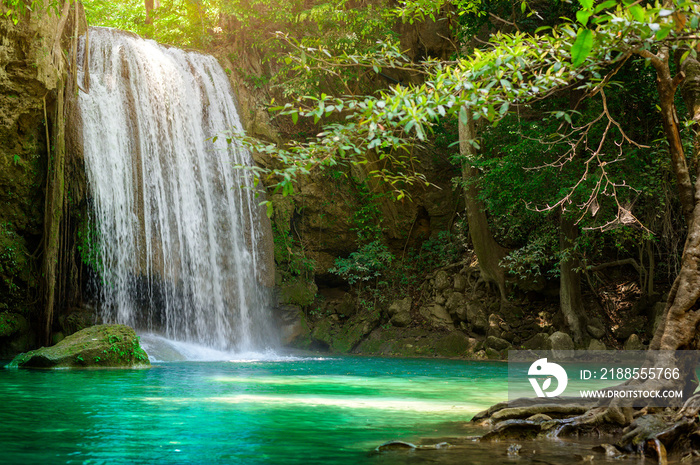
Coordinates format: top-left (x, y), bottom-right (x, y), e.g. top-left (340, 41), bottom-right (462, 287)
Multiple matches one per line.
top-left (2, 0), bottom-right (698, 350)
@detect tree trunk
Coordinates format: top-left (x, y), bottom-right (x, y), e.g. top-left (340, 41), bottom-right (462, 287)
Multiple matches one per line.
top-left (145, 0), bottom-right (160, 24)
top-left (559, 211), bottom-right (585, 343)
top-left (42, 79), bottom-right (66, 345)
top-left (646, 48), bottom-right (695, 229)
top-left (649, 55), bottom-right (700, 351)
top-left (459, 107), bottom-right (509, 300)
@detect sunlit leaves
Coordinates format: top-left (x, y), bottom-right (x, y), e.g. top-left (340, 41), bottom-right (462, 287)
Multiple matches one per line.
top-left (571, 28), bottom-right (593, 67)
top-left (227, 0), bottom-right (700, 211)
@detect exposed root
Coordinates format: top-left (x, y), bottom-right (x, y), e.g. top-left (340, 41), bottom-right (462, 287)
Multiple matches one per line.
top-left (472, 397), bottom-right (700, 461)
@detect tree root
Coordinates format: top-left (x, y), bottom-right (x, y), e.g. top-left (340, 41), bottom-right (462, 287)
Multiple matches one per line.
top-left (472, 398), bottom-right (700, 462)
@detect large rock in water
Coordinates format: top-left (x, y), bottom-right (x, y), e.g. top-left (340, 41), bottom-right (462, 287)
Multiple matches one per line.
top-left (7, 325), bottom-right (150, 369)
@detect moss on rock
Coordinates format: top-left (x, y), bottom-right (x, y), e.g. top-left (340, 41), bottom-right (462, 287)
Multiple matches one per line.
top-left (0, 311), bottom-right (27, 337)
top-left (7, 324), bottom-right (150, 369)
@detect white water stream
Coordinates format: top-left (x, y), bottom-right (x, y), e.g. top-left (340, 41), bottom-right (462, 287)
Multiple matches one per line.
top-left (77, 27), bottom-right (276, 354)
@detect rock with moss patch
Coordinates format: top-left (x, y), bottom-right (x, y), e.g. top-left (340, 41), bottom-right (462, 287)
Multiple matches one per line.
top-left (280, 280), bottom-right (317, 307)
top-left (586, 318), bottom-right (606, 339)
top-left (445, 292), bottom-right (467, 321)
top-left (333, 313), bottom-right (379, 353)
top-left (7, 324), bottom-right (150, 369)
top-left (278, 304), bottom-right (310, 346)
top-left (434, 331), bottom-right (471, 357)
top-left (466, 303), bottom-right (488, 333)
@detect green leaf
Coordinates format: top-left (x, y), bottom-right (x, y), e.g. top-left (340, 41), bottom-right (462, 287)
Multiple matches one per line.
top-left (266, 201), bottom-right (274, 218)
top-left (578, 0), bottom-right (593, 9)
top-left (655, 25), bottom-right (672, 41)
top-left (291, 112), bottom-right (299, 124)
top-left (629, 4), bottom-right (645, 22)
top-left (571, 29), bottom-right (593, 67)
top-left (594, 0), bottom-right (617, 13)
top-left (680, 50), bottom-right (691, 64)
top-left (576, 10), bottom-right (592, 26)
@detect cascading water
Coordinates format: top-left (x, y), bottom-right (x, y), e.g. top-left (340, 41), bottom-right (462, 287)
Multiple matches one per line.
top-left (77, 27), bottom-right (277, 355)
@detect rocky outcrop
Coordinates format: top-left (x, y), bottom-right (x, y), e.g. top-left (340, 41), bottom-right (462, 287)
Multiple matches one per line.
top-left (388, 297), bottom-right (412, 327)
top-left (7, 324), bottom-right (150, 368)
top-left (419, 304), bottom-right (453, 329)
top-left (310, 308), bottom-right (381, 353)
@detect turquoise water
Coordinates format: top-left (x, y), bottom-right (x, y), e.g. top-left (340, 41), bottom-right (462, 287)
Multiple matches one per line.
top-left (1, 356), bottom-right (508, 464)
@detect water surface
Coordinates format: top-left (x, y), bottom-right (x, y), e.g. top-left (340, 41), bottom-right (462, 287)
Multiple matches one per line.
top-left (0, 356), bottom-right (643, 464)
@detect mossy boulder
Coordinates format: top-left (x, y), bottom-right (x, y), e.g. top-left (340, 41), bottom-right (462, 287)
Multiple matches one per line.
top-left (7, 324), bottom-right (150, 369)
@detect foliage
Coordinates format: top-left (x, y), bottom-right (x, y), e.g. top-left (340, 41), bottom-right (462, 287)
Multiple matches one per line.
top-left (0, 222), bottom-right (27, 300)
top-left (76, 211), bottom-right (104, 275)
top-left (235, 0), bottom-right (700, 227)
top-left (349, 182), bottom-right (385, 244)
top-left (2, 0), bottom-right (60, 25)
top-left (501, 233), bottom-right (558, 280)
top-left (329, 240), bottom-right (393, 287)
top-left (404, 230), bottom-right (466, 280)
top-left (272, 225), bottom-right (315, 280)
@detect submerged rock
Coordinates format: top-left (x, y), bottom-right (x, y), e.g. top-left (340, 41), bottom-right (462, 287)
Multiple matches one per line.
top-left (7, 324), bottom-right (150, 369)
top-left (377, 440), bottom-right (417, 451)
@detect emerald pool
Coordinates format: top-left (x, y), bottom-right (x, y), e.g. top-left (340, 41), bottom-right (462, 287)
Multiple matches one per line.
top-left (0, 356), bottom-right (644, 464)
top-left (1, 356), bottom-right (505, 464)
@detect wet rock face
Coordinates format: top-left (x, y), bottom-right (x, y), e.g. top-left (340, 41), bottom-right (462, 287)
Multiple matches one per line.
top-left (8, 324), bottom-right (150, 369)
top-left (0, 8), bottom-right (88, 355)
top-left (0, 16), bottom-right (57, 342)
top-left (276, 304), bottom-right (310, 346)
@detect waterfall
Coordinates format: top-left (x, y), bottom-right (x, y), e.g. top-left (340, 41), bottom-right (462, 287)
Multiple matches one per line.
top-left (77, 27), bottom-right (276, 353)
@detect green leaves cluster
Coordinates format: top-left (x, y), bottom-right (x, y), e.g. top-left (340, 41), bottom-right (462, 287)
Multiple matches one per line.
top-left (329, 240), bottom-right (393, 287)
top-left (2, 0), bottom-right (59, 25)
